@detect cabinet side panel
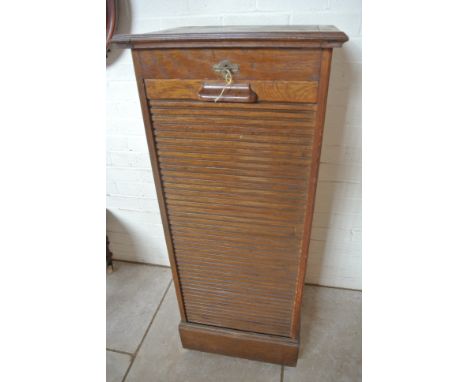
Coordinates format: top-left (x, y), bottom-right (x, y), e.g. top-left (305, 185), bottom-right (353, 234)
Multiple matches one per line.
top-left (131, 50), bottom-right (187, 321)
top-left (290, 48), bottom-right (333, 338)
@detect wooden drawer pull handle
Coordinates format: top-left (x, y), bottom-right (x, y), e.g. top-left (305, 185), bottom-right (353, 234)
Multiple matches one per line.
top-left (198, 82), bottom-right (257, 103)
top-left (199, 59), bottom-right (257, 103)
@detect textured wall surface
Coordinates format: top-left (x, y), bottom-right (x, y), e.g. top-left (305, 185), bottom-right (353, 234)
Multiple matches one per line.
top-left (106, 0), bottom-right (362, 289)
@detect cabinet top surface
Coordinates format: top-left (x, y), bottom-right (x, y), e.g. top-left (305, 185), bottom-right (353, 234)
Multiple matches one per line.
top-left (112, 25), bottom-right (348, 48)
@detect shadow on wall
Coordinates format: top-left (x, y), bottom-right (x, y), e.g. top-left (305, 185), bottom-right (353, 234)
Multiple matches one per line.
top-left (106, 209), bottom-right (137, 263)
top-left (107, 0), bottom-right (133, 67)
top-left (308, 46), bottom-right (362, 286)
top-left (106, 207), bottom-right (170, 265)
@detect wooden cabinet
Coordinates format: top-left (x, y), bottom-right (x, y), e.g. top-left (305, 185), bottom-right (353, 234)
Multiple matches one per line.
top-left (112, 26), bottom-right (348, 366)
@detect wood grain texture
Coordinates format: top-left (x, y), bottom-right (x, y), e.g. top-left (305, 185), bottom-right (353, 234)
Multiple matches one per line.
top-left (120, 26), bottom-right (347, 365)
top-left (131, 51), bottom-right (188, 322)
top-left (112, 25), bottom-right (348, 49)
top-left (145, 79), bottom-right (318, 103)
top-left (290, 48), bottom-right (334, 339)
top-left (179, 322), bottom-right (299, 366)
top-left (150, 98), bottom-right (316, 337)
top-left (198, 82), bottom-right (257, 103)
top-left (137, 48), bottom-right (322, 81)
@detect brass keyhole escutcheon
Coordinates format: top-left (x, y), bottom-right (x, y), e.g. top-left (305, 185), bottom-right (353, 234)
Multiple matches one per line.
top-left (212, 60), bottom-right (239, 75)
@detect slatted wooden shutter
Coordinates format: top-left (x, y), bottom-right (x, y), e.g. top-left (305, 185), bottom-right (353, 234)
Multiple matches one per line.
top-left (148, 95), bottom-right (317, 337)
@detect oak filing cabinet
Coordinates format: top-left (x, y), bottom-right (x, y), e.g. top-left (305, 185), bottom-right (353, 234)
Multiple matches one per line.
top-left (112, 26), bottom-right (348, 366)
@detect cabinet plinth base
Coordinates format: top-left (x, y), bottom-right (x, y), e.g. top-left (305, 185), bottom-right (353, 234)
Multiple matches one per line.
top-left (179, 322), bottom-right (299, 366)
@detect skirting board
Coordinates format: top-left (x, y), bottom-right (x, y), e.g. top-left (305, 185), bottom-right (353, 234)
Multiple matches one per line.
top-left (179, 321), bottom-right (299, 366)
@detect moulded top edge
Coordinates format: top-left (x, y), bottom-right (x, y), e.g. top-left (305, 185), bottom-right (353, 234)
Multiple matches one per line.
top-left (111, 25), bottom-right (349, 49)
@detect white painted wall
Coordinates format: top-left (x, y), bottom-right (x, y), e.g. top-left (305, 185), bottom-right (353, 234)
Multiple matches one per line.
top-left (106, 0), bottom-right (362, 290)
